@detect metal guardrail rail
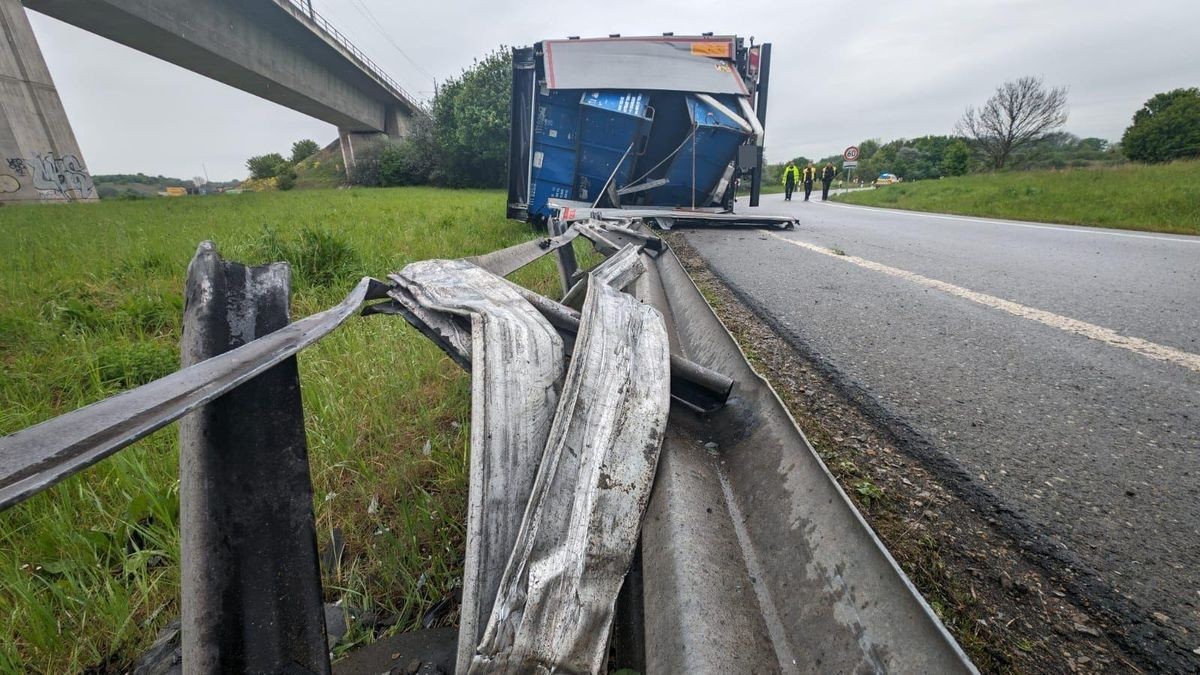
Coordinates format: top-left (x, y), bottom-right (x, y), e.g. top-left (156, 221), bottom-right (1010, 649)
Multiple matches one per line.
top-left (273, 0), bottom-right (429, 115)
top-left (0, 218), bottom-right (977, 673)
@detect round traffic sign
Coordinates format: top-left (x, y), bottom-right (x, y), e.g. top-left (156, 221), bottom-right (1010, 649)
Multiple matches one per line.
top-left (843, 146), bottom-right (860, 161)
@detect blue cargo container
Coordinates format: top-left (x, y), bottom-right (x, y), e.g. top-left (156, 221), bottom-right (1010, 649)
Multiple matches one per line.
top-left (526, 90), bottom-right (652, 218)
top-left (647, 95), bottom-right (750, 207)
top-left (507, 36), bottom-right (770, 222)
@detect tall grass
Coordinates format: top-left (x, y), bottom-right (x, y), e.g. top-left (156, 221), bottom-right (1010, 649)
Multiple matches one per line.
top-left (0, 187), bottom-right (577, 672)
top-left (834, 160), bottom-right (1200, 235)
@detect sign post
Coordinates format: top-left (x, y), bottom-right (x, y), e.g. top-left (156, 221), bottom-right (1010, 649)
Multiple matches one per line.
top-left (842, 146), bottom-right (860, 192)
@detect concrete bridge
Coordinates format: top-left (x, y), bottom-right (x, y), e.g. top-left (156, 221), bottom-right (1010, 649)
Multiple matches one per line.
top-left (0, 0), bottom-right (423, 203)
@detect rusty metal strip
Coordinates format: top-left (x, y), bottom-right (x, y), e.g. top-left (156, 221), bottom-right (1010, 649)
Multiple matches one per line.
top-left (469, 273), bottom-right (671, 674)
top-left (390, 259), bottom-right (565, 675)
top-left (0, 271), bottom-right (380, 511)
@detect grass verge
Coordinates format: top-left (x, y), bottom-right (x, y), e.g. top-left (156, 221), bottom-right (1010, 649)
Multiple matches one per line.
top-left (0, 187), bottom-right (574, 673)
top-left (834, 160), bottom-right (1200, 235)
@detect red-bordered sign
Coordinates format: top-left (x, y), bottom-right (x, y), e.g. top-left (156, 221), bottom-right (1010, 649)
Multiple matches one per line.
top-left (843, 146), bottom-right (860, 161)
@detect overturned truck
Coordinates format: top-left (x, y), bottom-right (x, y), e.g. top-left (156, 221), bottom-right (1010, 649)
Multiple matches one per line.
top-left (506, 34), bottom-right (777, 225)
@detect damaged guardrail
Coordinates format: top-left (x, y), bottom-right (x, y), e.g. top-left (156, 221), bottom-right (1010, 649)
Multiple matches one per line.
top-left (0, 214), bottom-right (977, 674)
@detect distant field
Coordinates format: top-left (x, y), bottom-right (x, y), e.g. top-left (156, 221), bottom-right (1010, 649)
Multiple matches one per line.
top-left (834, 160), bottom-right (1200, 235)
top-left (0, 188), bottom-right (577, 672)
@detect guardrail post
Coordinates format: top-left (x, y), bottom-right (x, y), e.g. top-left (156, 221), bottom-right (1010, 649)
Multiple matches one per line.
top-left (179, 242), bottom-right (330, 674)
top-left (549, 217), bottom-right (579, 295)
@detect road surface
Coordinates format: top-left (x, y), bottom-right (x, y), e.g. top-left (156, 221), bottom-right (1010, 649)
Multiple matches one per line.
top-left (682, 194), bottom-right (1200, 662)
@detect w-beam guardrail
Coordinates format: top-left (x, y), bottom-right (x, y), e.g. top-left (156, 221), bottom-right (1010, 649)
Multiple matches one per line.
top-left (0, 217), bottom-right (977, 674)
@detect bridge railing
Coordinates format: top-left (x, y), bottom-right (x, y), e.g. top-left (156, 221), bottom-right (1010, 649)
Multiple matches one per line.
top-left (274, 0), bottom-right (429, 115)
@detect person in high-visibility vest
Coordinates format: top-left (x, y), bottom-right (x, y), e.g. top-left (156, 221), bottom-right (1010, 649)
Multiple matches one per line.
top-left (781, 161), bottom-right (800, 201)
top-left (802, 163), bottom-right (818, 201)
top-left (821, 163), bottom-right (837, 201)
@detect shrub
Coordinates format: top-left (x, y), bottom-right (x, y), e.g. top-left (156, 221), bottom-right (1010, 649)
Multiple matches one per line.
top-left (380, 117), bottom-right (438, 186)
top-left (432, 47), bottom-right (512, 188)
top-left (1122, 88), bottom-right (1200, 163)
top-left (290, 139), bottom-right (320, 164)
top-left (347, 138), bottom-right (388, 187)
top-left (246, 153), bottom-right (290, 180)
top-left (276, 170), bottom-right (298, 191)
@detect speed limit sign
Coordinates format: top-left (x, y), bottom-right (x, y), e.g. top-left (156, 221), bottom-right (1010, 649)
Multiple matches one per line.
top-left (843, 146), bottom-right (860, 161)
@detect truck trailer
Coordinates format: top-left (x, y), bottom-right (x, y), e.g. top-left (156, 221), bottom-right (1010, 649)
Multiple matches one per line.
top-left (506, 34), bottom-right (772, 224)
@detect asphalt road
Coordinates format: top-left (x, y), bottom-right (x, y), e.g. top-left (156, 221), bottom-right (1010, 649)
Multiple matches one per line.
top-left (683, 194), bottom-right (1200, 662)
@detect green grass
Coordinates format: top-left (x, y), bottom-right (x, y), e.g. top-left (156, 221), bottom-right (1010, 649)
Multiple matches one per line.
top-left (292, 142), bottom-right (347, 190)
top-left (0, 187), bottom-right (585, 673)
top-left (833, 160), bottom-right (1200, 235)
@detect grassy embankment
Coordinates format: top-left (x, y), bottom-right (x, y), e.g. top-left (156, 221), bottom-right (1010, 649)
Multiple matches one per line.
top-left (834, 160), bottom-right (1200, 235)
top-left (0, 188), bottom-right (584, 672)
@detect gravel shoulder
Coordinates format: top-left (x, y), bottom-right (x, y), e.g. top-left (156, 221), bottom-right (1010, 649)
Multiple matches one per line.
top-left (667, 232), bottom-right (1175, 674)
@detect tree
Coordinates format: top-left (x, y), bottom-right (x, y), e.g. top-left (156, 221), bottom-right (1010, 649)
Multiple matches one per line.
top-left (1121, 88), bottom-right (1200, 163)
top-left (432, 47), bottom-right (512, 187)
top-left (956, 76), bottom-right (1069, 169)
top-left (246, 153), bottom-right (289, 180)
top-left (290, 139), bottom-right (320, 164)
top-left (380, 116), bottom-right (438, 186)
top-left (940, 139), bottom-right (971, 176)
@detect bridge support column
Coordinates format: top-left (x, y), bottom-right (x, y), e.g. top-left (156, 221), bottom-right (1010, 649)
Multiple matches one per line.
top-left (337, 129), bottom-right (385, 179)
top-left (339, 108), bottom-right (410, 179)
top-left (0, 0), bottom-right (96, 203)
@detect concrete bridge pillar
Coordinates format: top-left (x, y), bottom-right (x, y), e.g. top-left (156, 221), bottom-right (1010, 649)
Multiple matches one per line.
top-left (0, 0), bottom-right (96, 203)
top-left (338, 104), bottom-right (412, 178)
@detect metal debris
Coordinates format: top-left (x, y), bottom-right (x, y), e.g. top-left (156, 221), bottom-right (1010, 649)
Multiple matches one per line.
top-left (389, 259), bottom-right (565, 673)
top-left (469, 270), bottom-right (670, 674)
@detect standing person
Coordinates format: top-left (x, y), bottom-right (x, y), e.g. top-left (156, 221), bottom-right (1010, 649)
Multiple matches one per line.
top-left (782, 161), bottom-right (800, 201)
top-left (821, 162), bottom-right (837, 201)
top-left (802, 163), bottom-right (817, 201)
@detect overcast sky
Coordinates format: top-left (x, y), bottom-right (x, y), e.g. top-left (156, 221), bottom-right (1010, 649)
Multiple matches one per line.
top-left (26, 0), bottom-right (1200, 181)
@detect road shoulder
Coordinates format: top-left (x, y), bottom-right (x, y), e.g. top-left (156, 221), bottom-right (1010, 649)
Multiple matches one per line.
top-left (667, 231), bottom-right (1151, 674)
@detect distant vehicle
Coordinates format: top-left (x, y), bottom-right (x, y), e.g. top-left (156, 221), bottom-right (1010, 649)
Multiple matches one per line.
top-left (874, 173), bottom-right (902, 186)
top-left (162, 186), bottom-right (188, 197)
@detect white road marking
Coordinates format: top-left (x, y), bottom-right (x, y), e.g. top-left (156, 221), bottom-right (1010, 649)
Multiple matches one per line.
top-left (768, 232), bottom-right (1200, 374)
top-left (816, 200), bottom-right (1200, 244)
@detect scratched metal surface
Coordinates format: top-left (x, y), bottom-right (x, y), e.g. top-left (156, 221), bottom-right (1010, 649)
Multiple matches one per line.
top-left (635, 240), bottom-right (977, 674)
top-left (470, 270), bottom-right (670, 674)
top-left (391, 259), bottom-right (566, 674)
top-left (560, 243), bottom-right (644, 308)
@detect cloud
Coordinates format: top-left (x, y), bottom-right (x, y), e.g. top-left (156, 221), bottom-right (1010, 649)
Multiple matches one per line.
top-left (26, 0), bottom-right (1200, 179)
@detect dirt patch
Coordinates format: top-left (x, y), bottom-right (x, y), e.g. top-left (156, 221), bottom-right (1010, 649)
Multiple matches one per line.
top-left (667, 232), bottom-right (1149, 674)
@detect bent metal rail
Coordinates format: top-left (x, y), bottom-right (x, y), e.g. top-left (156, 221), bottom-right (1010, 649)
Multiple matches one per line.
top-left (0, 218), bottom-right (977, 674)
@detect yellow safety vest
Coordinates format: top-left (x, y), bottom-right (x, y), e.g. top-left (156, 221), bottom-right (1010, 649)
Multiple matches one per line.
top-left (782, 165), bottom-right (800, 184)
top-left (802, 166), bottom-right (817, 181)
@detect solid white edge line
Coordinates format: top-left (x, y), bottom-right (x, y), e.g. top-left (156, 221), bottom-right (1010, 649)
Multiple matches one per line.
top-left (814, 200), bottom-right (1200, 244)
top-left (768, 232), bottom-right (1200, 374)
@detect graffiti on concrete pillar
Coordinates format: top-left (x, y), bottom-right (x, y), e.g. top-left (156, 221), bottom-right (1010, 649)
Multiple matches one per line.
top-left (0, 175), bottom-right (19, 193)
top-left (23, 152), bottom-right (95, 200)
top-left (7, 158), bottom-right (27, 176)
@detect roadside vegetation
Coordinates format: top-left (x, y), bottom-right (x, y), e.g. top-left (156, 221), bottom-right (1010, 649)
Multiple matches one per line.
top-left (833, 160), bottom-right (1200, 235)
top-left (0, 187), bottom-right (579, 672)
